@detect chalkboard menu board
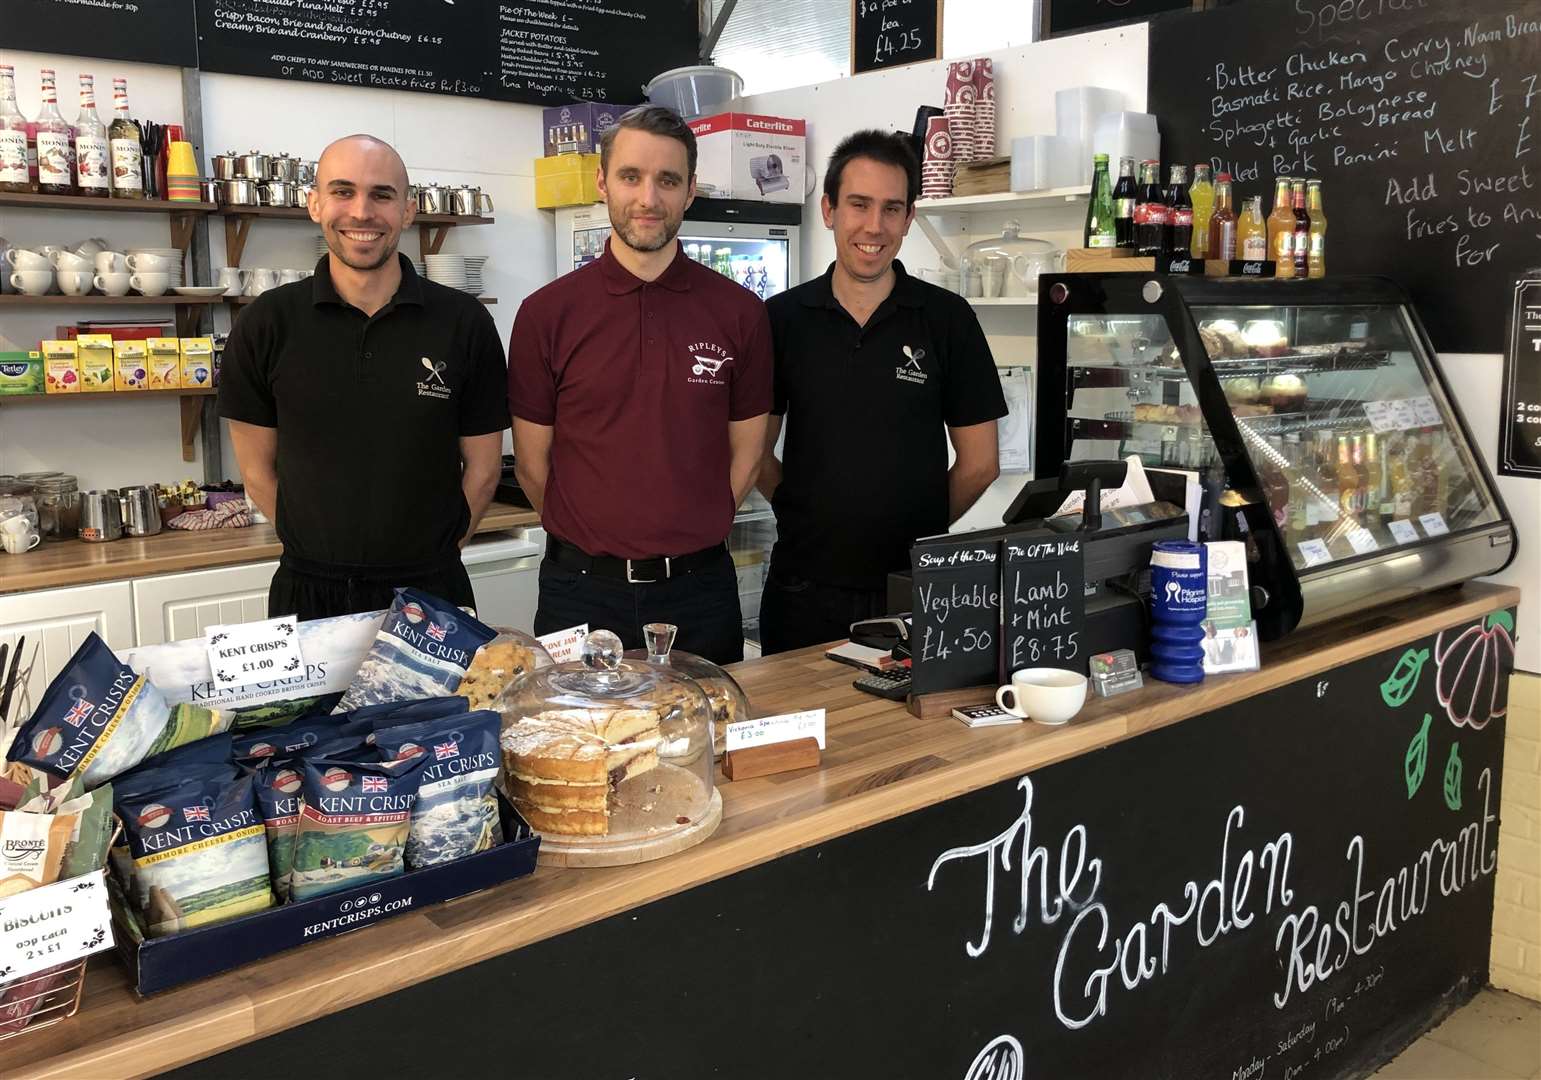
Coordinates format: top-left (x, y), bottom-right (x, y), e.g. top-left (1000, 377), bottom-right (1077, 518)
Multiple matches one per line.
top-left (910, 536), bottom-right (1001, 693)
top-left (1149, 0), bottom-right (1541, 352)
top-left (186, 0), bottom-right (695, 106)
top-left (1500, 272), bottom-right (1541, 478)
top-left (851, 0), bottom-right (944, 76)
top-left (4, 0), bottom-right (198, 67)
top-left (1043, 0), bottom-right (1195, 40)
top-left (1002, 535), bottom-right (1086, 678)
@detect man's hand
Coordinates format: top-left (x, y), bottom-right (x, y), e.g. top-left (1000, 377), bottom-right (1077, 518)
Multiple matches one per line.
top-left (729, 413), bottom-right (768, 507)
top-left (228, 420), bottom-right (279, 524)
top-left (947, 420), bottom-right (1000, 523)
top-left (459, 432), bottom-right (504, 546)
top-left (513, 419), bottom-right (554, 515)
top-left (755, 413), bottom-right (784, 502)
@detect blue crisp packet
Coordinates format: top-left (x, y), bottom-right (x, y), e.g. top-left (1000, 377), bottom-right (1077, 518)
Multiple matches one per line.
top-left (288, 752), bottom-right (429, 900)
top-left (332, 589), bottom-right (495, 713)
top-left (373, 710), bottom-right (501, 868)
top-left (353, 696), bottom-right (470, 731)
top-left (232, 715), bottom-right (371, 765)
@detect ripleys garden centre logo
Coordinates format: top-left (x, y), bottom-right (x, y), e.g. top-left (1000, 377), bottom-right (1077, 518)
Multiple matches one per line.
top-left (686, 340), bottom-right (730, 387)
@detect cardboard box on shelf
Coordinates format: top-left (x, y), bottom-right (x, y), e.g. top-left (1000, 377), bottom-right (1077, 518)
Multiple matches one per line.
top-left (542, 100), bottom-right (637, 156)
top-left (41, 340), bottom-right (80, 394)
top-left (76, 334), bottom-right (114, 393)
top-left (534, 152), bottom-right (602, 209)
top-left (179, 337), bottom-right (213, 389)
top-left (146, 337), bottom-right (182, 390)
top-left (112, 339), bottom-right (148, 391)
top-left (687, 113), bottom-right (806, 204)
top-left (0, 350), bottom-right (44, 396)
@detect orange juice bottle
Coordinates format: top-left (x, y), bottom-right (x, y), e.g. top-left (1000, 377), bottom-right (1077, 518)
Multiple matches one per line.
top-left (1267, 177), bottom-right (1296, 278)
top-left (1238, 196), bottom-right (1268, 260)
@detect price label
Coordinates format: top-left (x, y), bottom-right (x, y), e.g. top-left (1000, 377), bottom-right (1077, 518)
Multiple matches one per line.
top-left (536, 623), bottom-right (588, 664)
top-left (206, 616), bottom-right (305, 690)
top-left (1418, 512), bottom-right (1450, 537)
top-left (1387, 519), bottom-right (1421, 545)
top-left (1388, 399), bottom-right (1419, 430)
top-left (1411, 396), bottom-right (1442, 426)
top-left (1347, 526), bottom-right (1381, 555)
top-left (1297, 539), bottom-right (1333, 567)
top-left (725, 708), bottom-right (826, 752)
top-left (1363, 400), bottom-right (1396, 433)
top-left (0, 871), bottom-right (114, 984)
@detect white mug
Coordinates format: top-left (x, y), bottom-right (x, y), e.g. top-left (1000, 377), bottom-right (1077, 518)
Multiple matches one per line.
top-left (125, 252), bottom-right (174, 273)
top-left (51, 249), bottom-right (93, 271)
top-left (9, 270), bottom-right (53, 296)
top-left (95, 250), bottom-right (128, 274)
top-left (36, 244), bottom-right (66, 260)
top-left (94, 271), bottom-right (132, 296)
top-left (217, 266), bottom-right (245, 295)
top-left (130, 272), bottom-right (171, 297)
top-left (0, 517), bottom-right (40, 554)
top-left (57, 269), bottom-right (93, 296)
top-left (995, 668), bottom-right (1089, 726)
top-left (278, 268), bottom-right (303, 285)
top-left (244, 268), bottom-right (279, 296)
top-left (5, 248), bottom-right (50, 270)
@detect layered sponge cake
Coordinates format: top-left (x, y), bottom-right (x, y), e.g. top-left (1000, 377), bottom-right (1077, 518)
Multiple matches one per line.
top-left (501, 707), bottom-right (662, 835)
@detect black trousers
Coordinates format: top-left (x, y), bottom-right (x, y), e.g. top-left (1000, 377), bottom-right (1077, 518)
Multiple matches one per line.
top-left (758, 566), bottom-right (889, 656)
top-left (532, 547), bottom-right (744, 665)
top-left (269, 552), bottom-right (475, 622)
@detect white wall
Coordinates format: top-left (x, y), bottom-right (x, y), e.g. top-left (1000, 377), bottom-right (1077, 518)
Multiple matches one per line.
top-left (0, 48), bottom-right (553, 488)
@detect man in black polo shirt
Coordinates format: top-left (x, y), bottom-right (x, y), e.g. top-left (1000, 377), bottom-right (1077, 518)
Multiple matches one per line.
top-left (219, 134), bottom-right (510, 620)
top-left (757, 130), bottom-right (1007, 654)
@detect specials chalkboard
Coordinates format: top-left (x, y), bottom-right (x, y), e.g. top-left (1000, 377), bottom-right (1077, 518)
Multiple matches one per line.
top-left (1500, 271), bottom-right (1541, 478)
top-left (910, 535), bottom-right (1001, 693)
top-left (1043, 0), bottom-right (1197, 40)
top-left (1149, 0), bottom-right (1541, 352)
top-left (852, 0), bottom-right (944, 76)
top-left (4, 0), bottom-right (198, 67)
top-left (1002, 534), bottom-right (1087, 679)
top-left (191, 0), bottom-right (694, 106)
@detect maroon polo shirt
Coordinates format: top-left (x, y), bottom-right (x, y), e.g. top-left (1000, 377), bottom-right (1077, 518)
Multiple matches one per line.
top-left (508, 239), bottom-right (773, 559)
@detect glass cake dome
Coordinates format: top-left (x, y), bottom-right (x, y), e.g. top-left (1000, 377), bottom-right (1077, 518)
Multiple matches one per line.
top-left (459, 627), bottom-right (553, 711)
top-left (625, 622), bottom-right (750, 758)
top-left (495, 629), bottom-right (719, 864)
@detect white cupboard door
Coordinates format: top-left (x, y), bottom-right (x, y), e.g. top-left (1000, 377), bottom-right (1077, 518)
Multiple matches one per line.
top-left (131, 562), bottom-right (279, 646)
top-left (0, 582), bottom-right (134, 731)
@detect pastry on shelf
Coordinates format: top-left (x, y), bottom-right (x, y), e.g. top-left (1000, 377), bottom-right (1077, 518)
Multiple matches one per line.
top-left (1226, 376), bottom-right (1263, 404)
top-left (1242, 320), bottom-right (1289, 357)
top-left (1261, 373), bottom-right (1309, 411)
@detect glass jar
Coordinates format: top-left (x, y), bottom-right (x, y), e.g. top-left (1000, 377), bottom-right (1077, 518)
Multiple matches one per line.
top-left (32, 474), bottom-right (79, 540)
top-left (625, 623), bottom-right (751, 758)
top-left (455, 627), bottom-right (552, 711)
top-left (960, 220), bottom-right (1066, 298)
top-left (495, 629), bottom-right (718, 861)
top-left (0, 479), bottom-right (38, 534)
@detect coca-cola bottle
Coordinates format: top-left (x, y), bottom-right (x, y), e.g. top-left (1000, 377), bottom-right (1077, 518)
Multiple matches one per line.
top-left (1166, 164), bottom-right (1192, 257)
top-left (1133, 160), bottom-right (1168, 257)
top-left (1112, 155), bottom-right (1137, 249)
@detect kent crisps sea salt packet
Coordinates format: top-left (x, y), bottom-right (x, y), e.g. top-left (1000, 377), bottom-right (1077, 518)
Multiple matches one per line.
top-left (373, 710), bottom-right (501, 869)
top-left (288, 752), bottom-right (429, 901)
top-left (332, 589), bottom-right (495, 713)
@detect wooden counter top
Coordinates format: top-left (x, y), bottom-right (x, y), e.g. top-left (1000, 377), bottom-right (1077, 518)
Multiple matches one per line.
top-left (0, 503), bottom-right (542, 596)
top-left (0, 582), bottom-right (1519, 1079)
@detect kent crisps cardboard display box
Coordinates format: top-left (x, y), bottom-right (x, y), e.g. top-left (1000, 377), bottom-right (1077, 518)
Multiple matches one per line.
top-left (686, 112), bottom-right (807, 204)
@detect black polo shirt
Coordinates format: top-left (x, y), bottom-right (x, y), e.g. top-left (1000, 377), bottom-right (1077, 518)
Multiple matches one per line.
top-left (218, 254), bottom-right (510, 568)
top-left (766, 260), bottom-right (1007, 590)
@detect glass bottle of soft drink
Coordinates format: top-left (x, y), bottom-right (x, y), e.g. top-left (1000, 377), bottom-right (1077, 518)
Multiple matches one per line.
top-left (0, 65), bottom-right (29, 193)
top-left (1134, 160), bottom-right (1168, 257)
top-left (73, 74), bottom-right (109, 197)
top-left (1267, 177), bottom-right (1296, 278)
top-left (1166, 164), bottom-right (1192, 256)
top-left (1290, 179), bottom-right (1310, 276)
top-left (1336, 434), bottom-right (1361, 524)
top-left (33, 69), bottom-right (74, 195)
top-left (1113, 156), bottom-right (1137, 249)
top-left (1188, 164), bottom-right (1214, 258)
top-left (1285, 434), bottom-right (1310, 543)
top-left (1313, 430), bottom-right (1339, 530)
top-left (1239, 196), bottom-right (1268, 260)
top-left (1084, 153), bottom-right (1117, 248)
top-left (1206, 172), bottom-right (1237, 261)
top-left (1306, 179), bottom-right (1327, 278)
top-left (1260, 435), bottom-right (1290, 533)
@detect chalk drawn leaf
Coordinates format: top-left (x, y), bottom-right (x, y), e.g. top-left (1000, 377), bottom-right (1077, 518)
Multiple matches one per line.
top-left (1404, 713), bottom-right (1431, 799)
top-left (1380, 647), bottom-right (1429, 708)
top-left (1443, 742), bottom-right (1463, 812)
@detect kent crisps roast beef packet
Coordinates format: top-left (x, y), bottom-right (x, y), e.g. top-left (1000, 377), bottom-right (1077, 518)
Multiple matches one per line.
top-left (116, 772), bottom-right (275, 937)
top-left (288, 752), bottom-right (429, 901)
top-left (6, 633), bottom-right (222, 789)
top-left (253, 735), bottom-right (381, 902)
top-left (332, 589), bottom-right (495, 713)
top-left (232, 715), bottom-right (372, 766)
top-left (373, 710), bottom-right (501, 869)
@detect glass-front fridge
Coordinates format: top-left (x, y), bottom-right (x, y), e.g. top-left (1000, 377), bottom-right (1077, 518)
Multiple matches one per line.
top-left (554, 198), bottom-right (801, 300)
top-left (1035, 273), bottom-right (1516, 640)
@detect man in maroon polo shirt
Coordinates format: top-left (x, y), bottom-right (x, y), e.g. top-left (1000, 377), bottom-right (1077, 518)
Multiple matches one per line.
top-left (508, 106), bottom-right (772, 664)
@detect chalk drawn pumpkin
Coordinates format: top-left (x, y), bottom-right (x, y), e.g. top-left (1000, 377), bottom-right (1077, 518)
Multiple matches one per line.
top-left (1434, 612), bottom-right (1515, 730)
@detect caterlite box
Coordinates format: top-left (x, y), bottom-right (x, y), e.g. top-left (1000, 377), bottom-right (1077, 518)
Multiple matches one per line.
top-left (111, 796), bottom-right (540, 995)
top-left (686, 112), bottom-right (807, 204)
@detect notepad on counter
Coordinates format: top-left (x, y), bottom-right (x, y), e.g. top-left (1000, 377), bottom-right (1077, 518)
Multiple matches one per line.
top-left (825, 640), bottom-right (901, 672)
top-left (952, 704), bottom-right (1023, 727)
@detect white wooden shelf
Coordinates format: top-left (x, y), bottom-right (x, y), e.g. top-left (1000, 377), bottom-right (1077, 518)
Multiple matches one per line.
top-left (915, 187), bottom-right (1087, 215)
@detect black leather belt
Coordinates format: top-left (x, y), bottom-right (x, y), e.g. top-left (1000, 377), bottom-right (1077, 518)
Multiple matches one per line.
top-left (546, 534), bottom-right (724, 583)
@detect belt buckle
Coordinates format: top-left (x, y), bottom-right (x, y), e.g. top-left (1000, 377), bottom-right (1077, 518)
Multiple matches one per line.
top-left (626, 557), bottom-right (669, 584)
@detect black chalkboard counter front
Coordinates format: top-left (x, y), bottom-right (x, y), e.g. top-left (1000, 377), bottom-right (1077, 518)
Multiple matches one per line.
top-left (0, 584), bottom-right (1520, 1080)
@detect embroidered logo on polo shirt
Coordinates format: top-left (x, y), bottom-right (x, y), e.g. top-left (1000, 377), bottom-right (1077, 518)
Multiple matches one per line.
top-left (896, 344), bottom-right (928, 385)
top-left (416, 356), bottom-right (451, 400)
top-left (686, 341), bottom-right (730, 387)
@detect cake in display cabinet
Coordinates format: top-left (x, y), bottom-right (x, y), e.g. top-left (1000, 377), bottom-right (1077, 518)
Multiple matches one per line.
top-left (496, 630), bottom-right (720, 866)
top-left (1035, 274), bottom-right (1515, 640)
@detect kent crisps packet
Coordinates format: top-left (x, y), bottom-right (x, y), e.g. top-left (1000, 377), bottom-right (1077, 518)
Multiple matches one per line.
top-left (288, 752), bottom-right (428, 901)
top-left (116, 773), bottom-right (274, 937)
top-left (6, 634), bottom-right (220, 788)
top-left (232, 715), bottom-right (371, 766)
top-left (373, 710), bottom-right (501, 869)
top-left (332, 589), bottom-right (495, 713)
top-left (350, 696), bottom-right (470, 730)
top-left (253, 735), bottom-right (378, 901)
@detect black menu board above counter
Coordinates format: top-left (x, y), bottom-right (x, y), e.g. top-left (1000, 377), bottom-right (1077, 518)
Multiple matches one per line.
top-left (5, 0), bottom-right (198, 67)
top-left (851, 0), bottom-right (944, 76)
top-left (1149, 0), bottom-right (1541, 353)
top-left (495, 2), bottom-right (698, 106)
top-left (1002, 534), bottom-right (1087, 679)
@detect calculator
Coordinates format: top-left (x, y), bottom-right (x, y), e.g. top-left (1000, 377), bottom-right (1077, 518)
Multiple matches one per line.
top-left (853, 668), bottom-right (913, 701)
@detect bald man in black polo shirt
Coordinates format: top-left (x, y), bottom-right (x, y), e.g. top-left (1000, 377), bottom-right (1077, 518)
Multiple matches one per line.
top-left (219, 134), bottom-right (510, 620)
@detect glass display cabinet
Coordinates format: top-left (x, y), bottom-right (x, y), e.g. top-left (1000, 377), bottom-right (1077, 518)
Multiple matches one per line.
top-left (1036, 274), bottom-right (1515, 639)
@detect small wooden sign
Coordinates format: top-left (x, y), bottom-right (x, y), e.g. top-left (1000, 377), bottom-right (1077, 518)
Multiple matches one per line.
top-left (851, 0), bottom-right (944, 76)
top-left (723, 737), bottom-right (821, 781)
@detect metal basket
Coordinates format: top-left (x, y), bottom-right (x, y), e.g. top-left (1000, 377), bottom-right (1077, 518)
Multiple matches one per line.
top-left (0, 958), bottom-right (89, 1042)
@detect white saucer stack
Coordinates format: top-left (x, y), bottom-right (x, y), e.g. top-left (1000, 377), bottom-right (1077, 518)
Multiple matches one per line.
top-left (424, 253), bottom-right (468, 291)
